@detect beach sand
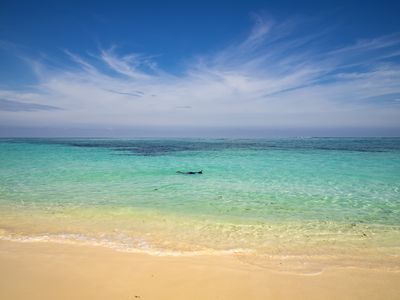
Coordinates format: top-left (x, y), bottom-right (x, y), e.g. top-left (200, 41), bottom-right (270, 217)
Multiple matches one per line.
top-left (0, 240), bottom-right (399, 300)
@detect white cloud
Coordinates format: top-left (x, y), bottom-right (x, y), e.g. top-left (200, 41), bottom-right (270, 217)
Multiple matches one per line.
top-left (1, 15), bottom-right (400, 133)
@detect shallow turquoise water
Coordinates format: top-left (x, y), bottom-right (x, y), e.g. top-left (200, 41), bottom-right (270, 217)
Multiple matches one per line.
top-left (1, 138), bottom-right (400, 270)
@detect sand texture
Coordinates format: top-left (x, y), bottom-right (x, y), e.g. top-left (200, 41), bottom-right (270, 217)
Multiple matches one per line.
top-left (0, 240), bottom-right (399, 300)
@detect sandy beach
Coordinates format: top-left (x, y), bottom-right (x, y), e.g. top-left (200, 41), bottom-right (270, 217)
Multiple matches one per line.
top-left (2, 0), bottom-right (400, 298)
top-left (0, 240), bottom-right (399, 300)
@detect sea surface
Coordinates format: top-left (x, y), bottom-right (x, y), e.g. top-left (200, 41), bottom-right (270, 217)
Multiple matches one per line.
top-left (1, 138), bottom-right (399, 272)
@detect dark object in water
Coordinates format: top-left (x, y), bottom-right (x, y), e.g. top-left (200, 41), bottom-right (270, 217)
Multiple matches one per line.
top-left (176, 170), bottom-right (203, 175)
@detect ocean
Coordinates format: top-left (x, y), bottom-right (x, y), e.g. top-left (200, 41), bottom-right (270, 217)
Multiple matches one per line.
top-left (1, 138), bottom-right (399, 272)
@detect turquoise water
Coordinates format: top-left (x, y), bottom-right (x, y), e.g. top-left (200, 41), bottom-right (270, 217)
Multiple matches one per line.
top-left (1, 138), bottom-right (400, 270)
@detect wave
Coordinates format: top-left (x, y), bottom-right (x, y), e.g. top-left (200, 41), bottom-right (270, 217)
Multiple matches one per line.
top-left (0, 233), bottom-right (254, 257)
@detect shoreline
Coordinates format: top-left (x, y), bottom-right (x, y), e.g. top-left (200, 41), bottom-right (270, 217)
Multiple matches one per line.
top-left (1, 232), bottom-right (399, 274)
top-left (1, 239), bottom-right (399, 300)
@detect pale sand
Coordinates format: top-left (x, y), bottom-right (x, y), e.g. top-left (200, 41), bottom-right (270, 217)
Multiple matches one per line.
top-left (0, 240), bottom-right (399, 300)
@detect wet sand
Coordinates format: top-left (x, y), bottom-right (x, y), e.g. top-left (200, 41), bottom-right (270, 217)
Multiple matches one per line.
top-left (0, 240), bottom-right (399, 300)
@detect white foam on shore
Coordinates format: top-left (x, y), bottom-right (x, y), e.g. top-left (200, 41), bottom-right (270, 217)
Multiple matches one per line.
top-left (0, 233), bottom-right (255, 257)
top-left (2, 232), bottom-right (400, 275)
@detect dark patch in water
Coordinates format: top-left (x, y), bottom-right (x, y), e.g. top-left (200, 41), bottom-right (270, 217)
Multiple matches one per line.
top-left (1, 138), bottom-right (400, 156)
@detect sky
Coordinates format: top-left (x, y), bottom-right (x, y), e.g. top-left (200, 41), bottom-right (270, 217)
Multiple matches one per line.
top-left (0, 0), bottom-right (400, 137)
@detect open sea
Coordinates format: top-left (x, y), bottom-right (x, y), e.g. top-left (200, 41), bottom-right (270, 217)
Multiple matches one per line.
top-left (1, 138), bottom-right (399, 272)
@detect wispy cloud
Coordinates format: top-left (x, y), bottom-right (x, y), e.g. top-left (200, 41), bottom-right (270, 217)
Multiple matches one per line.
top-left (0, 98), bottom-right (61, 112)
top-left (1, 15), bottom-right (400, 132)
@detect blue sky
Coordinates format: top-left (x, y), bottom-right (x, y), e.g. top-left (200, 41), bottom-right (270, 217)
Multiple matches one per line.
top-left (1, 0), bottom-right (400, 137)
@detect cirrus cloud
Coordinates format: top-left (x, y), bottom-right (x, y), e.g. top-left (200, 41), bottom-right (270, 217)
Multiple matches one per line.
top-left (1, 15), bottom-right (400, 135)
